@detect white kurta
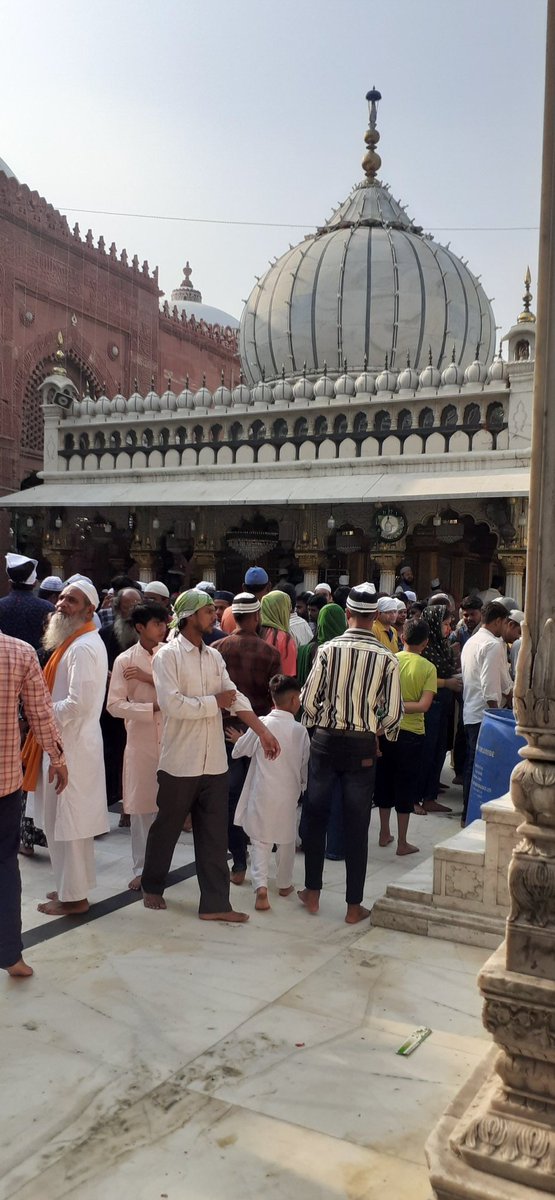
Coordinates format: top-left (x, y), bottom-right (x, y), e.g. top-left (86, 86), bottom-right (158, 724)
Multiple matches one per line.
top-left (233, 710), bottom-right (310, 843)
top-left (33, 630), bottom-right (109, 841)
top-left (106, 642), bottom-right (163, 815)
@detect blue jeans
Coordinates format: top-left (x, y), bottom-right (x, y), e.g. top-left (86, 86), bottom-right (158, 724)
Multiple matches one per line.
top-left (0, 789), bottom-right (23, 969)
top-left (303, 732), bottom-right (376, 905)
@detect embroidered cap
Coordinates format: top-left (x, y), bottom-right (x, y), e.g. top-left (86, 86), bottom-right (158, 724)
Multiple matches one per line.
top-left (346, 584), bottom-right (378, 614)
top-left (231, 591), bottom-right (261, 615)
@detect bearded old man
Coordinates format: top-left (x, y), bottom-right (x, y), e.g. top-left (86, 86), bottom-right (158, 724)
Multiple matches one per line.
top-left (22, 581), bottom-right (109, 915)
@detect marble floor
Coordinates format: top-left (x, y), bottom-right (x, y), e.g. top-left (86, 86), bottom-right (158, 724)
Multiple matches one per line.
top-left (1, 778), bottom-right (492, 1200)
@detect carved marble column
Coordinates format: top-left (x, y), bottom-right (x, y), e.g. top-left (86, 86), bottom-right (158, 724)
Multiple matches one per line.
top-left (374, 550), bottom-right (397, 594)
top-left (428, 10), bottom-right (555, 1194)
top-left (297, 551), bottom-right (320, 593)
top-left (498, 550), bottom-right (526, 608)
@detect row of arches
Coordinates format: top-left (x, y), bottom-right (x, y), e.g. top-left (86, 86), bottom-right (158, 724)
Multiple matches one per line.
top-left (64, 424), bottom-right (509, 472)
top-left (63, 401), bottom-right (506, 454)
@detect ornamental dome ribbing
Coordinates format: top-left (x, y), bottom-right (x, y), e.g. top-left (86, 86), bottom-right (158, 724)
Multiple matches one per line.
top-left (239, 90), bottom-right (495, 387)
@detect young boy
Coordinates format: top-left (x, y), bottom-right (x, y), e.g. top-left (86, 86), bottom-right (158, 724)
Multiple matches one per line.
top-left (373, 618), bottom-right (437, 856)
top-left (229, 675), bottom-right (310, 910)
top-left (107, 603), bottom-right (168, 889)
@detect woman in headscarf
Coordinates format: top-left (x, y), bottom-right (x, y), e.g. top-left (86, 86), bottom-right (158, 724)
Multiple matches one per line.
top-left (297, 602), bottom-right (347, 687)
top-left (260, 591), bottom-right (297, 675)
top-left (416, 604), bottom-right (461, 814)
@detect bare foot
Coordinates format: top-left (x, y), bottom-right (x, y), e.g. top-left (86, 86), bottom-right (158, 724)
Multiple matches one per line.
top-left (397, 843), bottom-right (419, 856)
top-left (255, 887), bottom-right (271, 911)
top-left (118, 813), bottom-right (131, 828)
top-left (46, 890), bottom-right (58, 900)
top-left (18, 844), bottom-right (34, 857)
top-left (5, 958), bottom-right (33, 978)
top-left (278, 885), bottom-right (294, 897)
top-left (142, 892), bottom-right (167, 909)
top-left (128, 875), bottom-right (142, 890)
top-left (37, 899), bottom-right (89, 916)
top-left (423, 800), bottom-right (452, 814)
top-left (345, 904), bottom-right (371, 925)
top-left (182, 813), bottom-right (193, 833)
top-left (199, 911), bottom-right (249, 923)
top-left (413, 804), bottom-right (427, 816)
top-left (297, 888), bottom-right (320, 914)
top-left (379, 834), bottom-right (394, 847)
top-left (230, 869), bottom-right (246, 886)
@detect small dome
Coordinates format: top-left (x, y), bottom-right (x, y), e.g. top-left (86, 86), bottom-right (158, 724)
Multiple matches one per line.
top-left (232, 382), bottom-right (253, 407)
top-left (176, 386), bottom-right (195, 410)
top-left (314, 373), bottom-right (335, 399)
top-left (213, 385), bottom-right (232, 407)
top-left (334, 372), bottom-right (356, 397)
top-left (82, 397), bottom-right (97, 417)
top-left (194, 386), bottom-right (214, 408)
top-left (160, 388), bottom-right (177, 411)
top-left (144, 388), bottom-right (161, 413)
top-left (111, 392), bottom-right (127, 414)
top-left (0, 157), bottom-right (17, 180)
top-left (419, 361), bottom-right (441, 389)
top-left (273, 378), bottom-right (295, 402)
top-left (169, 262), bottom-right (239, 329)
top-left (355, 371), bottom-right (377, 394)
top-left (95, 394), bottom-right (112, 416)
top-left (376, 363), bottom-right (398, 392)
top-left (127, 391), bottom-right (144, 413)
top-left (464, 355), bottom-right (488, 385)
top-left (397, 360), bottom-right (419, 391)
top-left (293, 376), bottom-right (314, 402)
top-left (487, 351), bottom-right (508, 384)
top-left (253, 380), bottom-right (274, 405)
top-left (71, 399), bottom-right (82, 417)
top-left (441, 351), bottom-right (465, 387)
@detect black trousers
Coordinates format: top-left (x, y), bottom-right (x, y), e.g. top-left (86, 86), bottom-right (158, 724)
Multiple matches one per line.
top-left (142, 770), bottom-right (231, 913)
top-left (0, 789), bottom-right (23, 969)
top-left (303, 731), bottom-right (376, 906)
top-left (227, 749), bottom-right (248, 872)
top-left (462, 723), bottom-right (481, 822)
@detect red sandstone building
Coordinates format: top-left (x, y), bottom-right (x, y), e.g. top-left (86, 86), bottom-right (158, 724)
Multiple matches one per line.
top-left (0, 159), bottom-right (239, 499)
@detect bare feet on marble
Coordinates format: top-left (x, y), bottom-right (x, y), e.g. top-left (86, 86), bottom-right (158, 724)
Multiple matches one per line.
top-left (345, 904), bottom-right (371, 925)
top-left (396, 842), bottom-right (419, 856)
top-left (278, 885), bottom-right (294, 897)
top-left (5, 958), bottom-right (34, 978)
top-left (199, 911), bottom-right (249, 923)
top-left (255, 887), bottom-right (271, 910)
top-left (37, 898), bottom-right (89, 916)
top-left (142, 892), bottom-right (167, 909)
top-left (128, 876), bottom-right (142, 891)
top-left (297, 888), bottom-right (320, 914)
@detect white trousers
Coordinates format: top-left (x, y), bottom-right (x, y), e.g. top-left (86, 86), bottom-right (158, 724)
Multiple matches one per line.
top-left (249, 840), bottom-right (296, 891)
top-left (43, 793), bottom-right (96, 902)
top-left (130, 812), bottom-right (156, 876)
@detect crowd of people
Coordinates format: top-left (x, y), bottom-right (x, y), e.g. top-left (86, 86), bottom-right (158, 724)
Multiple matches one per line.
top-left (0, 550), bottom-right (523, 978)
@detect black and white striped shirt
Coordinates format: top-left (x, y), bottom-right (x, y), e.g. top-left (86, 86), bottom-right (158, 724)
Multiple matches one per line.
top-left (301, 629), bottom-right (402, 740)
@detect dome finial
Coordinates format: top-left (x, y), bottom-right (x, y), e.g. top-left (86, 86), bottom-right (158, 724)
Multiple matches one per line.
top-left (52, 330), bottom-right (67, 376)
top-left (362, 87), bottom-right (382, 183)
top-left (518, 265), bottom-right (536, 323)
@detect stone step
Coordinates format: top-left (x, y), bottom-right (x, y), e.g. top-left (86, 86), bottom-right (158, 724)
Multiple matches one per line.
top-left (434, 820), bottom-right (486, 867)
top-left (481, 792), bottom-right (520, 827)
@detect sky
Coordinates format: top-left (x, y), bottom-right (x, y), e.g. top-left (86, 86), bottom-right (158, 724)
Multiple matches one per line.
top-left (1, 0), bottom-right (548, 347)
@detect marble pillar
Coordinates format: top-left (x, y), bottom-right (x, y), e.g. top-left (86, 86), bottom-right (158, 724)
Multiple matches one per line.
top-left (498, 551), bottom-right (526, 608)
top-left (375, 551), bottom-right (397, 595)
top-left (428, 9), bottom-right (555, 1193)
top-left (297, 551), bottom-right (320, 593)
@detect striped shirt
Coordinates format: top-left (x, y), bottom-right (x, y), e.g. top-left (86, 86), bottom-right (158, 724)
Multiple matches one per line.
top-left (0, 631), bottom-right (65, 795)
top-left (301, 629), bottom-right (402, 740)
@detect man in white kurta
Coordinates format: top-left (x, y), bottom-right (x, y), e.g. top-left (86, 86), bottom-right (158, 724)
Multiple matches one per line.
top-left (107, 603), bottom-right (167, 889)
top-left (140, 589), bottom-right (280, 921)
top-left (34, 582), bottom-right (109, 915)
top-left (232, 678), bottom-right (309, 909)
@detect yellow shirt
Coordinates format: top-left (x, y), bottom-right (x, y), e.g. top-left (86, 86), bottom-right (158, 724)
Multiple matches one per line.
top-left (373, 620), bottom-right (401, 654)
top-left (396, 650), bottom-right (437, 735)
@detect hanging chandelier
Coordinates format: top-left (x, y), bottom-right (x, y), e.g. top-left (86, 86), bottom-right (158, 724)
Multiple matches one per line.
top-left (435, 518), bottom-right (465, 544)
top-left (226, 528), bottom-right (279, 559)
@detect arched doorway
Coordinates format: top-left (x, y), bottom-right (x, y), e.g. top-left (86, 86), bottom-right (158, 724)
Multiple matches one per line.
top-left (406, 511), bottom-right (499, 602)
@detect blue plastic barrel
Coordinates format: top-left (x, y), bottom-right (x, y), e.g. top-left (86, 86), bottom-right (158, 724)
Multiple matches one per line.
top-left (466, 709), bottom-right (525, 824)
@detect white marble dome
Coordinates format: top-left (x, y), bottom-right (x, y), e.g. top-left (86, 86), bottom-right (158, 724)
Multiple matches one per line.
top-left (239, 97), bottom-right (495, 387)
top-left (169, 262), bottom-right (239, 330)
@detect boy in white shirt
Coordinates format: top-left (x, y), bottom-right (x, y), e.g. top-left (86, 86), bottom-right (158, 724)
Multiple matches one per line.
top-left (229, 675), bottom-right (310, 911)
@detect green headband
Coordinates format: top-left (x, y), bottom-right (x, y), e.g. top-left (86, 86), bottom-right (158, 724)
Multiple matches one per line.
top-left (172, 589), bottom-right (214, 626)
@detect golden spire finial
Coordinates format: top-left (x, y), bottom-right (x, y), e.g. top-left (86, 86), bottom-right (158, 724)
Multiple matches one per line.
top-left (52, 330), bottom-right (67, 375)
top-left (518, 265), bottom-right (536, 323)
top-left (362, 87), bottom-right (382, 183)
